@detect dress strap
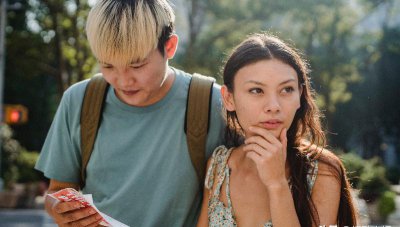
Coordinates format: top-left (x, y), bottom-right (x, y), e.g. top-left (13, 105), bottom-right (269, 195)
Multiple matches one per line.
top-left (204, 146), bottom-right (233, 197)
top-left (225, 167), bottom-right (233, 208)
top-left (307, 160), bottom-right (319, 193)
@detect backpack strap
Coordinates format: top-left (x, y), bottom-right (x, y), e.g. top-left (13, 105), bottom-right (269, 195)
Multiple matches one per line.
top-left (80, 74), bottom-right (109, 188)
top-left (185, 73), bottom-right (216, 187)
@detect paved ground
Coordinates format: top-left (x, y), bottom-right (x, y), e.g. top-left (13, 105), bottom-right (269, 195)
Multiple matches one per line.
top-left (0, 191), bottom-right (400, 226)
top-left (0, 209), bottom-right (55, 227)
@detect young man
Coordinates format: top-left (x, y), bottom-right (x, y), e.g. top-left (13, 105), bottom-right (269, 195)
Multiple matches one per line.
top-left (34, 0), bottom-right (224, 226)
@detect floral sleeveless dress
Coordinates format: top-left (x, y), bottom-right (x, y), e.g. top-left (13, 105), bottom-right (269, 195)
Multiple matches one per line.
top-left (205, 145), bottom-right (318, 227)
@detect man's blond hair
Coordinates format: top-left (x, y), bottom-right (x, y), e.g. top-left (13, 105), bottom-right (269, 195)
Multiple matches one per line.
top-left (86, 0), bottom-right (175, 66)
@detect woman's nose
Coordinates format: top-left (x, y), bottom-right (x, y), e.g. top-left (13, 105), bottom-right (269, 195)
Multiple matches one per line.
top-left (263, 96), bottom-right (281, 113)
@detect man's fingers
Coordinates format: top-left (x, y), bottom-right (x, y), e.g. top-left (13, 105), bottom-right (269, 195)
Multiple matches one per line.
top-left (58, 207), bottom-right (98, 225)
top-left (51, 199), bottom-right (82, 214)
top-left (86, 218), bottom-right (104, 227)
top-left (69, 212), bottom-right (103, 226)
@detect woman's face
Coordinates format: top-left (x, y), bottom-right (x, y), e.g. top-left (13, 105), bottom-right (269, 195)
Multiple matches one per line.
top-left (222, 59), bottom-right (302, 138)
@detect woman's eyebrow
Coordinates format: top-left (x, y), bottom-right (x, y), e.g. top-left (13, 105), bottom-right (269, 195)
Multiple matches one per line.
top-left (279, 78), bottom-right (296, 85)
top-left (244, 78), bottom-right (296, 86)
top-left (244, 80), bottom-right (266, 86)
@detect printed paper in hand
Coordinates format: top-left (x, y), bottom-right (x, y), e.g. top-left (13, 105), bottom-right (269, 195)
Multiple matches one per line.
top-left (49, 188), bottom-right (129, 227)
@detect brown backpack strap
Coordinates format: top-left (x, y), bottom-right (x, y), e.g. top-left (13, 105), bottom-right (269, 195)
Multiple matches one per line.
top-left (185, 73), bottom-right (215, 187)
top-left (80, 74), bottom-right (109, 188)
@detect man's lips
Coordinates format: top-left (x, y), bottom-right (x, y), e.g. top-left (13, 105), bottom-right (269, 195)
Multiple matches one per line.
top-left (260, 120), bottom-right (283, 130)
top-left (121, 90), bottom-right (139, 96)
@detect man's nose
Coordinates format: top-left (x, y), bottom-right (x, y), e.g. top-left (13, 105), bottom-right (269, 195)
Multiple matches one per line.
top-left (118, 68), bottom-right (136, 86)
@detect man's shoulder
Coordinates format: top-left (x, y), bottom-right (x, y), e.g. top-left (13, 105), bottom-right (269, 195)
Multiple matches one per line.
top-left (64, 78), bottom-right (90, 97)
top-left (173, 67), bottom-right (221, 92)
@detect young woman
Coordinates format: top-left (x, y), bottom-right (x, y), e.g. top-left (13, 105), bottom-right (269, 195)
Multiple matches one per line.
top-left (197, 33), bottom-right (357, 227)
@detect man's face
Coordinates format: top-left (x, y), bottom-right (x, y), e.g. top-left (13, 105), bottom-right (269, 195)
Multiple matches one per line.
top-left (99, 35), bottom-right (178, 107)
top-left (99, 49), bottom-right (169, 107)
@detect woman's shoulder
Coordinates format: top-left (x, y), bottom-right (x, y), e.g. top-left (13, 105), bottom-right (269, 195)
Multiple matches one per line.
top-left (300, 141), bottom-right (343, 176)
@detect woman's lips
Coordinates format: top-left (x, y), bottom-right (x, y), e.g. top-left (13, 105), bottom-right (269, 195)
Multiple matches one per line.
top-left (260, 120), bottom-right (283, 130)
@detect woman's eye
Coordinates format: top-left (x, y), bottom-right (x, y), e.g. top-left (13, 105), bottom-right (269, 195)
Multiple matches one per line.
top-left (249, 88), bottom-right (263, 94)
top-left (282, 86), bottom-right (295, 94)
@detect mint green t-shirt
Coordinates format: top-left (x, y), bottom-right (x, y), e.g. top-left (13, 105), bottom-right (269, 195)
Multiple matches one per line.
top-left (35, 68), bottom-right (224, 226)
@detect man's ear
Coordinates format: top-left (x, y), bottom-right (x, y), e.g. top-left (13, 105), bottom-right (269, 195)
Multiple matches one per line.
top-left (165, 34), bottom-right (178, 59)
top-left (221, 85), bottom-right (235, 111)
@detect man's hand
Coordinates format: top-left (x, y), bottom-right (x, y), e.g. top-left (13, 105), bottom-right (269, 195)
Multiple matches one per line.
top-left (45, 180), bottom-right (103, 226)
top-left (46, 194), bottom-right (102, 226)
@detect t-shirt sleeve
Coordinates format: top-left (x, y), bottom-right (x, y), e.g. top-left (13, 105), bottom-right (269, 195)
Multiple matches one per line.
top-left (35, 86), bottom-right (83, 184)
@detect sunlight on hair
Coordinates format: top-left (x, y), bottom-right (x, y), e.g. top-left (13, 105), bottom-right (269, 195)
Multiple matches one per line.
top-left (86, 0), bottom-right (175, 66)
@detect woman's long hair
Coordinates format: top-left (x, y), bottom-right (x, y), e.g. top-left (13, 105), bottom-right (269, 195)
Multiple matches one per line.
top-left (222, 33), bottom-right (357, 226)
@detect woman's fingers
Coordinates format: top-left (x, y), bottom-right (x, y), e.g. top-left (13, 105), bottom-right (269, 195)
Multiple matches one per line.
top-left (279, 128), bottom-right (288, 161)
top-left (246, 150), bottom-right (261, 164)
top-left (245, 127), bottom-right (287, 157)
top-left (248, 126), bottom-right (280, 144)
top-left (245, 136), bottom-right (283, 157)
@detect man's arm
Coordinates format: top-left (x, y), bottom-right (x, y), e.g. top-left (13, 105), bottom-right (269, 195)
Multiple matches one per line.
top-left (45, 179), bottom-right (103, 227)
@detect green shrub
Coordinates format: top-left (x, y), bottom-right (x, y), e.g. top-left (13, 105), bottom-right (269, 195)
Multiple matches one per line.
top-left (1, 124), bottom-right (41, 188)
top-left (16, 149), bottom-right (41, 183)
top-left (378, 190), bottom-right (396, 218)
top-left (1, 124), bottom-right (22, 188)
top-left (358, 159), bottom-right (391, 203)
top-left (340, 152), bottom-right (365, 188)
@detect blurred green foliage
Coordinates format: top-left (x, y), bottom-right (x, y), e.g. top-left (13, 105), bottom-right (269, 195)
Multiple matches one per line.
top-left (340, 152), bottom-right (365, 187)
top-left (1, 124), bottom-right (41, 188)
top-left (358, 158), bottom-right (391, 203)
top-left (341, 152), bottom-right (396, 218)
top-left (3, 0), bottom-right (400, 163)
top-left (378, 190), bottom-right (396, 218)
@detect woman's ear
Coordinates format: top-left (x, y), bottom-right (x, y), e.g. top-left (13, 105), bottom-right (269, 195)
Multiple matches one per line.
top-left (297, 84), bottom-right (303, 110)
top-left (299, 84), bottom-right (304, 97)
top-left (221, 85), bottom-right (236, 111)
top-left (165, 34), bottom-right (179, 59)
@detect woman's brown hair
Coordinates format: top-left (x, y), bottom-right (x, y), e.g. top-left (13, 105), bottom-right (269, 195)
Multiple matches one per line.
top-left (222, 33), bottom-right (357, 226)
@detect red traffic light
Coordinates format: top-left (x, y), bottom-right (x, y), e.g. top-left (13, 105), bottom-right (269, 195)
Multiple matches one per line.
top-left (4, 104), bottom-right (28, 125)
top-left (10, 109), bottom-right (22, 122)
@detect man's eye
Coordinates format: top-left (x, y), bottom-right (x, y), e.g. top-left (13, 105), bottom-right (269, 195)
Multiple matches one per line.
top-left (130, 63), bottom-right (146, 69)
top-left (249, 88), bottom-right (263, 94)
top-left (102, 65), bottom-right (113, 69)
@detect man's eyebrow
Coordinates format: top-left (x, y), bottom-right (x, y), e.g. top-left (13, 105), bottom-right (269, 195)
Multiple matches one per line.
top-left (129, 58), bottom-right (147, 64)
top-left (98, 61), bottom-right (110, 65)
